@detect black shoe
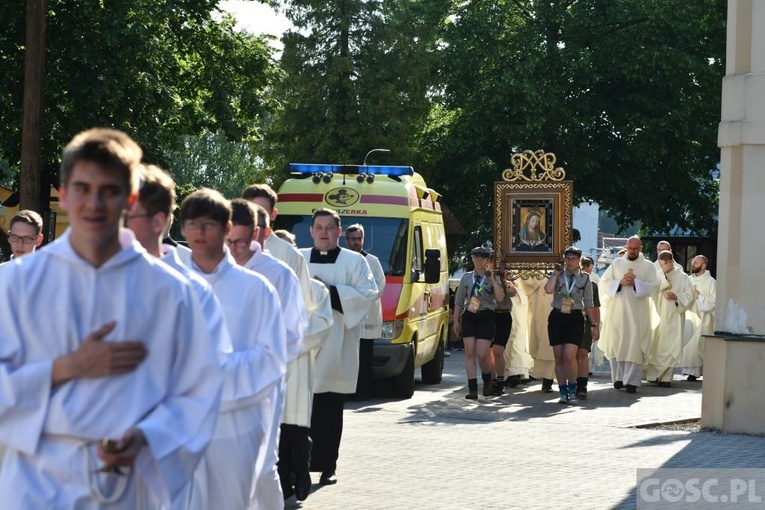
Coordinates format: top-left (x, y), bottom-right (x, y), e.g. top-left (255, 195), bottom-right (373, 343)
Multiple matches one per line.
top-left (282, 485), bottom-right (295, 501)
top-left (493, 382), bottom-right (505, 396)
top-left (483, 383), bottom-right (494, 397)
top-left (465, 390), bottom-right (478, 400)
top-left (319, 471), bottom-right (337, 486)
top-left (541, 378), bottom-right (554, 393)
top-left (505, 375), bottom-right (521, 388)
top-left (576, 390), bottom-right (587, 400)
top-left (625, 384), bottom-right (637, 393)
top-left (686, 375), bottom-right (698, 382)
top-left (295, 472), bottom-right (312, 500)
top-left (657, 381), bottom-right (672, 388)
top-left (613, 381), bottom-right (624, 390)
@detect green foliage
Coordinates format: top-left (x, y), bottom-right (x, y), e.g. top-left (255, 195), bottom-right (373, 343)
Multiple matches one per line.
top-left (0, 0), bottom-right (279, 191)
top-left (267, 0), bottom-right (450, 175)
top-left (427, 0), bottom-right (725, 238)
top-left (163, 130), bottom-right (270, 199)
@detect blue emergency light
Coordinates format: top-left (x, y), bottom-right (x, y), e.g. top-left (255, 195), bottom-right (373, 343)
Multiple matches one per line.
top-left (289, 163), bottom-right (414, 177)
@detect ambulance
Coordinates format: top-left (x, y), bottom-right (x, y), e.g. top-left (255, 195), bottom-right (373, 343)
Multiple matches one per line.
top-left (275, 163), bottom-right (449, 398)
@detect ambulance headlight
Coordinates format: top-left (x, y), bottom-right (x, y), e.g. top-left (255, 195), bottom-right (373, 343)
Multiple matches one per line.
top-left (381, 320), bottom-right (404, 340)
top-left (366, 174), bottom-right (375, 183)
top-left (357, 174), bottom-right (366, 183)
top-left (322, 173), bottom-right (333, 183)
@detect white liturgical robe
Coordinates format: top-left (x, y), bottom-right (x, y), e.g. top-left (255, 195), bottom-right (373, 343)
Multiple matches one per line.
top-left (0, 229), bottom-right (223, 509)
top-left (682, 270), bottom-right (716, 376)
top-left (301, 247), bottom-right (378, 394)
top-left (184, 250), bottom-right (287, 510)
top-left (645, 264), bottom-right (694, 382)
top-left (241, 241), bottom-right (307, 510)
top-left (283, 279), bottom-right (334, 427)
top-left (599, 253), bottom-right (660, 385)
top-left (266, 233), bottom-right (313, 313)
top-left (361, 252), bottom-right (386, 339)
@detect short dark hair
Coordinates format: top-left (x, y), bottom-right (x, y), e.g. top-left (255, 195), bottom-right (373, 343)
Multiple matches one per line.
top-left (251, 203), bottom-right (270, 229)
top-left (10, 210), bottom-right (44, 235)
top-left (345, 223), bottom-right (364, 236)
top-left (563, 246), bottom-right (583, 257)
top-left (658, 250), bottom-right (674, 262)
top-left (581, 256), bottom-right (593, 267)
top-left (180, 188), bottom-right (231, 225)
top-left (138, 164), bottom-right (175, 217)
top-left (274, 229), bottom-right (296, 246)
top-left (312, 208), bottom-right (340, 227)
top-left (60, 128), bottom-right (142, 193)
top-left (230, 198), bottom-right (256, 228)
top-left (242, 184), bottom-right (278, 212)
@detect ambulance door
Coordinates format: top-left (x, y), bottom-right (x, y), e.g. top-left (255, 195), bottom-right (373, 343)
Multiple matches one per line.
top-left (411, 222), bottom-right (438, 363)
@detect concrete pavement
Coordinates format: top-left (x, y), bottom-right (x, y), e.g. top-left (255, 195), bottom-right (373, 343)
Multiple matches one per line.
top-left (288, 351), bottom-right (765, 509)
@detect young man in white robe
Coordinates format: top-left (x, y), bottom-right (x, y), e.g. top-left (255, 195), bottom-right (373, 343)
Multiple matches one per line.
top-left (644, 251), bottom-right (694, 387)
top-left (599, 236), bottom-right (660, 393)
top-left (265, 232), bottom-right (333, 501)
top-left (682, 255), bottom-right (716, 380)
top-left (179, 189), bottom-right (287, 510)
top-left (243, 183), bottom-right (314, 316)
top-left (125, 165), bottom-right (235, 509)
top-left (228, 198), bottom-right (307, 507)
top-left (5, 209), bottom-right (45, 260)
top-left (343, 223), bottom-right (387, 400)
top-left (301, 208), bottom-right (378, 486)
top-left (0, 129), bottom-right (223, 509)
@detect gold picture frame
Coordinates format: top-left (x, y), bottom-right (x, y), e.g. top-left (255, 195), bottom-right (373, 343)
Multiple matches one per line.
top-left (493, 150), bottom-right (573, 276)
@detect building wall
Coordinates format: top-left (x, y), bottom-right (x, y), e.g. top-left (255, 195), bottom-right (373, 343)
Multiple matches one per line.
top-left (573, 201), bottom-right (599, 260)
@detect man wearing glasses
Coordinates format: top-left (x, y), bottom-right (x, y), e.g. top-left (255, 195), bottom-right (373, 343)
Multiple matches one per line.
top-left (179, 188), bottom-right (287, 509)
top-left (229, 198), bottom-right (310, 503)
top-left (6, 210), bottom-right (44, 260)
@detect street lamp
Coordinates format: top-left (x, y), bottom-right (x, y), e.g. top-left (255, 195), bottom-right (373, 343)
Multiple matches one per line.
top-left (363, 148), bottom-right (390, 166)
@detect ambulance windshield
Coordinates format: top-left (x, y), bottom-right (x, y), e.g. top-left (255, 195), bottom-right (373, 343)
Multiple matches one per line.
top-left (275, 215), bottom-right (409, 277)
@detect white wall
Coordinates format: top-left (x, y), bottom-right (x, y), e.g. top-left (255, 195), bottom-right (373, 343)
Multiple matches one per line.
top-left (573, 201), bottom-right (599, 260)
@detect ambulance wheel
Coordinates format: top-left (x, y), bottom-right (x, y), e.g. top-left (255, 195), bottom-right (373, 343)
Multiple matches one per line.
top-left (421, 335), bottom-right (444, 385)
top-left (392, 344), bottom-right (415, 399)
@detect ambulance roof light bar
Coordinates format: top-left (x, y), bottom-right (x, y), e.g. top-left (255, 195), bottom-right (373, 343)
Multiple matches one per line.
top-left (289, 163), bottom-right (414, 178)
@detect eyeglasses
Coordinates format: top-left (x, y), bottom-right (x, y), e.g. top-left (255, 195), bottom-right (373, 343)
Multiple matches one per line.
top-left (183, 219), bottom-right (219, 231)
top-left (8, 234), bottom-right (38, 245)
top-left (226, 237), bottom-right (251, 249)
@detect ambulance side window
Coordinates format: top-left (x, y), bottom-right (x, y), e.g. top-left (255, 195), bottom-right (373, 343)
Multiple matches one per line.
top-left (412, 225), bottom-right (423, 281)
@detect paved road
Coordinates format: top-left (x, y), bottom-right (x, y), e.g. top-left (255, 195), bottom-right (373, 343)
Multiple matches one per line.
top-left (289, 351), bottom-right (765, 509)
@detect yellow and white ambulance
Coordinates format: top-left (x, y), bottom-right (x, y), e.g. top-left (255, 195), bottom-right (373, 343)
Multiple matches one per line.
top-left (275, 163), bottom-right (449, 398)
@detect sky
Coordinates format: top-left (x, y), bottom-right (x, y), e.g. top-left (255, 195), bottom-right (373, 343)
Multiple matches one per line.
top-left (218, 1), bottom-right (292, 41)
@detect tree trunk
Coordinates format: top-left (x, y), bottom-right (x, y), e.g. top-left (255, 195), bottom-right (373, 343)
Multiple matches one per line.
top-left (20, 0), bottom-right (46, 216)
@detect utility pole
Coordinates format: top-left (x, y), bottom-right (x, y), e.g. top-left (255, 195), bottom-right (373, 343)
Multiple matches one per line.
top-left (20, 0), bottom-right (46, 214)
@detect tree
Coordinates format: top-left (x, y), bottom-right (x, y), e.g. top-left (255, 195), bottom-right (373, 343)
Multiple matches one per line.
top-left (425, 0), bottom-right (725, 244)
top-left (0, 0), bottom-right (279, 193)
top-left (163, 130), bottom-right (271, 200)
top-left (266, 0), bottom-right (449, 179)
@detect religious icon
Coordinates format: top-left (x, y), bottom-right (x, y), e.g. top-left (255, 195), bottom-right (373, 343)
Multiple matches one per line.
top-left (510, 200), bottom-right (553, 253)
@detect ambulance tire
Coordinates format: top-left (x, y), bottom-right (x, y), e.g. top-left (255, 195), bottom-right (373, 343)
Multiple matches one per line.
top-left (421, 335), bottom-right (445, 385)
top-left (392, 344), bottom-right (415, 399)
